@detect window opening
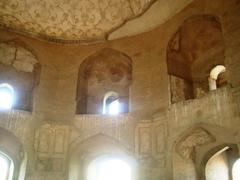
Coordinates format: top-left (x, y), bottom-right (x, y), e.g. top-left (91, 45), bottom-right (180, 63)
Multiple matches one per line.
top-left (0, 84), bottom-right (14, 110)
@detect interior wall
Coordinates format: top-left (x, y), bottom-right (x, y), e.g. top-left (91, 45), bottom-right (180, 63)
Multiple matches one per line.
top-left (0, 0), bottom-right (239, 118)
top-left (0, 0), bottom-right (239, 180)
top-left (169, 75), bottom-right (194, 103)
top-left (0, 18), bottom-right (171, 120)
top-left (172, 153), bottom-right (197, 180)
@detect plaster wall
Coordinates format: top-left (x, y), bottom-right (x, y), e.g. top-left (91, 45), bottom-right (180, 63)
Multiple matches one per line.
top-left (0, 0), bottom-right (240, 180)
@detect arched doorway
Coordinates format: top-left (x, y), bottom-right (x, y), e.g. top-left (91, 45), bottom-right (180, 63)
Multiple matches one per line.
top-left (87, 155), bottom-right (132, 180)
top-left (204, 145), bottom-right (239, 180)
top-left (232, 158), bottom-right (240, 180)
top-left (0, 151), bottom-right (14, 180)
top-left (0, 127), bottom-right (27, 180)
top-left (205, 147), bottom-right (230, 180)
top-left (69, 134), bottom-right (137, 180)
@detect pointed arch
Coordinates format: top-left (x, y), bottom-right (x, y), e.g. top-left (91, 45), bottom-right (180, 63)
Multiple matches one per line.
top-left (76, 48), bottom-right (132, 114)
top-left (0, 41), bottom-right (41, 111)
top-left (69, 133), bottom-right (136, 180)
top-left (167, 14), bottom-right (226, 103)
top-left (0, 127), bottom-right (26, 180)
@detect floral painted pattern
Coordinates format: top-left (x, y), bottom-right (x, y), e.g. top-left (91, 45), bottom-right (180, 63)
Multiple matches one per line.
top-left (0, 0), bottom-right (154, 41)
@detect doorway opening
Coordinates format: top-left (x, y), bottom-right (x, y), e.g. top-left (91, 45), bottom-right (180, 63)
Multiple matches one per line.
top-left (87, 156), bottom-right (132, 180)
top-left (0, 151), bottom-right (14, 180)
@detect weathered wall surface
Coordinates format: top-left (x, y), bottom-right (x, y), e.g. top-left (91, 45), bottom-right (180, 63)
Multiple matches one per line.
top-left (220, 0), bottom-right (240, 87)
top-left (0, 0), bottom-right (240, 180)
top-left (0, 42), bottom-right (40, 111)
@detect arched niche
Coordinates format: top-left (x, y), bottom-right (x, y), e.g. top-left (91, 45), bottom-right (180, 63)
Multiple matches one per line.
top-left (0, 127), bottom-right (27, 180)
top-left (68, 134), bottom-right (137, 180)
top-left (76, 48), bottom-right (132, 114)
top-left (0, 41), bottom-right (41, 111)
top-left (167, 15), bottom-right (226, 103)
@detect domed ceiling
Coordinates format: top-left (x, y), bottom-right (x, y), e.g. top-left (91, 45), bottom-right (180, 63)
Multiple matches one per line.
top-left (0, 0), bottom-right (193, 42)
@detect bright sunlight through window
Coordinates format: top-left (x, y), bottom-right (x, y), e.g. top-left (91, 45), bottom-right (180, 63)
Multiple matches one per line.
top-left (87, 156), bottom-right (132, 180)
top-left (0, 84), bottom-right (14, 110)
top-left (108, 99), bottom-right (120, 115)
top-left (232, 158), bottom-right (240, 180)
top-left (103, 91), bottom-right (120, 115)
top-left (0, 152), bottom-right (11, 180)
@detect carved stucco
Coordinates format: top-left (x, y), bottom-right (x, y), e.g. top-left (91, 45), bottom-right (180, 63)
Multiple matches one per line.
top-left (34, 124), bottom-right (69, 172)
top-left (176, 128), bottom-right (215, 161)
top-left (0, 0), bottom-right (154, 42)
top-left (136, 122), bottom-right (166, 159)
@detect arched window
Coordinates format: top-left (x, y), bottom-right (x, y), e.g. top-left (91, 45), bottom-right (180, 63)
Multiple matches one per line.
top-left (0, 83), bottom-right (14, 110)
top-left (87, 156), bottom-right (132, 180)
top-left (0, 151), bottom-right (14, 180)
top-left (232, 158), bottom-right (240, 180)
top-left (209, 65), bottom-right (227, 90)
top-left (103, 92), bottom-right (120, 115)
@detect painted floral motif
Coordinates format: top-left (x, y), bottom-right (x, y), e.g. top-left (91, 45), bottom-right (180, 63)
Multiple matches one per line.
top-left (0, 0), bottom-right (154, 41)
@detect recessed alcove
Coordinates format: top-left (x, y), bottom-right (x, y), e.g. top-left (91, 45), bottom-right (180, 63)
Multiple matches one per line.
top-left (76, 48), bottom-right (132, 115)
top-left (0, 42), bottom-right (41, 111)
top-left (167, 15), bottom-right (227, 103)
